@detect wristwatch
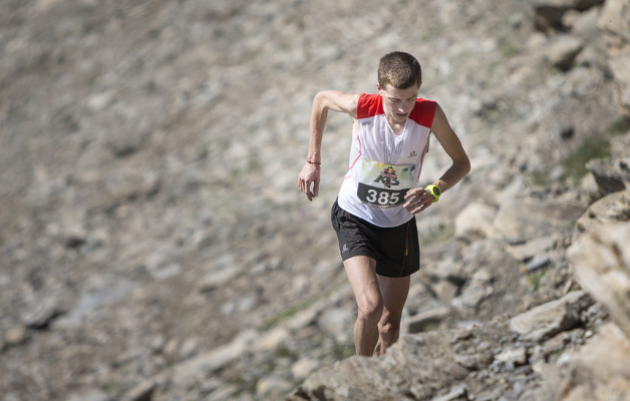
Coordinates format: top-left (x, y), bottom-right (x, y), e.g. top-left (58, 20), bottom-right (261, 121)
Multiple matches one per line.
top-left (425, 185), bottom-right (441, 203)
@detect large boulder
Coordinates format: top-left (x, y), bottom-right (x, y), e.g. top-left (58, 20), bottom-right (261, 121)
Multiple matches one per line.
top-left (608, 50), bottom-right (630, 117)
top-left (493, 198), bottom-right (585, 241)
top-left (597, 0), bottom-right (630, 43)
top-left (559, 323), bottom-right (630, 400)
top-left (568, 222), bottom-right (630, 338)
top-left (287, 324), bottom-right (506, 401)
top-left (575, 188), bottom-right (630, 232)
top-left (538, 323), bottom-right (630, 401)
top-left (509, 291), bottom-right (593, 342)
top-left (597, 0), bottom-right (630, 117)
top-left (533, 0), bottom-right (604, 32)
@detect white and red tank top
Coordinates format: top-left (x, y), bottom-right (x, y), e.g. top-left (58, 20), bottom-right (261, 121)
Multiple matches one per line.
top-left (337, 93), bottom-right (437, 227)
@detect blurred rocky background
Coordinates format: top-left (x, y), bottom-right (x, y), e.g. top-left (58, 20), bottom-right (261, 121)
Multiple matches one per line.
top-left (1, 0), bottom-right (629, 400)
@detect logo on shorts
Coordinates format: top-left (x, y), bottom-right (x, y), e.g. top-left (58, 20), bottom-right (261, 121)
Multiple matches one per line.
top-left (342, 244), bottom-right (348, 253)
top-left (374, 166), bottom-right (399, 188)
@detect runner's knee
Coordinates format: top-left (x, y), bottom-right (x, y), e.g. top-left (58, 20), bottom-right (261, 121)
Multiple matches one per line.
top-left (357, 299), bottom-right (383, 323)
top-left (379, 319), bottom-right (401, 337)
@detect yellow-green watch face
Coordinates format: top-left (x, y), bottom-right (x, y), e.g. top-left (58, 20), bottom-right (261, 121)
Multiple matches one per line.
top-left (425, 185), bottom-right (440, 202)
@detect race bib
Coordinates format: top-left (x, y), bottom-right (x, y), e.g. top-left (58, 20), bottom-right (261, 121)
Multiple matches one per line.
top-left (357, 159), bottom-right (415, 208)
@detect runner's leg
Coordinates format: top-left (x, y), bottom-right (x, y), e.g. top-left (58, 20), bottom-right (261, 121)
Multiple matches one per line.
top-left (372, 274), bottom-right (410, 356)
top-left (343, 255), bottom-right (383, 356)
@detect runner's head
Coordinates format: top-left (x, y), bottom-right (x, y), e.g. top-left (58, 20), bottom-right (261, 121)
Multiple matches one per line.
top-left (377, 52), bottom-right (422, 91)
top-left (377, 52), bottom-right (422, 125)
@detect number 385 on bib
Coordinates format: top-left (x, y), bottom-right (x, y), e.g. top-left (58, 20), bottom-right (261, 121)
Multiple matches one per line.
top-left (357, 185), bottom-right (408, 208)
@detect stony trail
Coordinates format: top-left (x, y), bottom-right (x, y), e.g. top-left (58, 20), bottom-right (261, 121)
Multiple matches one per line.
top-left (0, 0), bottom-right (629, 400)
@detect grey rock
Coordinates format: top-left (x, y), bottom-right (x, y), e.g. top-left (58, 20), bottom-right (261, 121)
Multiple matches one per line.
top-left (145, 256), bottom-right (182, 281)
top-left (545, 35), bottom-right (584, 71)
top-left (493, 198), bottom-right (585, 240)
top-left (54, 279), bottom-right (137, 328)
top-left (556, 124), bottom-right (574, 139)
top-left (586, 157), bottom-right (630, 196)
top-left (284, 307), bottom-right (321, 332)
top-left (575, 45), bottom-right (611, 75)
top-left (541, 331), bottom-right (572, 355)
top-left (91, 171), bottom-right (161, 211)
top-left (454, 202), bottom-right (497, 244)
top-left (106, 130), bottom-right (151, 158)
top-left (526, 254), bottom-right (550, 273)
top-left (568, 222), bottom-right (630, 338)
top-left (509, 290), bottom-right (593, 342)
top-left (199, 378), bottom-right (222, 394)
top-left (403, 306), bottom-right (451, 334)
top-left (120, 380), bottom-right (155, 401)
top-left (220, 301), bottom-right (237, 316)
top-left (576, 189), bottom-right (630, 232)
top-left (598, 0), bottom-right (630, 116)
top-left (289, 324), bottom-right (503, 401)
top-left (538, 323), bottom-right (630, 400)
top-left (434, 280), bottom-right (461, 305)
top-left (237, 294), bottom-right (257, 312)
top-left (170, 330), bottom-right (256, 385)
top-left (432, 385), bottom-right (468, 401)
top-left (495, 347), bottom-right (527, 366)
top-left (207, 385), bottom-right (238, 401)
top-left (67, 390), bottom-right (111, 401)
top-left (255, 327), bottom-right (290, 352)
top-left (22, 294), bottom-right (68, 329)
top-left (453, 352), bottom-right (494, 370)
top-left (4, 325), bottom-right (27, 346)
top-left (291, 358), bottom-right (321, 380)
top-left (250, 257), bottom-right (283, 276)
top-left (597, 0), bottom-right (630, 43)
top-left (197, 268), bottom-right (242, 292)
top-left (256, 376), bottom-right (294, 398)
top-left (533, 0), bottom-right (604, 32)
top-left (162, 340), bottom-right (179, 360)
top-left (611, 133), bottom-right (630, 160)
top-left (562, 7), bottom-right (601, 40)
top-left (424, 258), bottom-right (468, 286)
top-left (505, 236), bottom-right (557, 261)
top-left (318, 307), bottom-right (355, 340)
top-left (178, 337), bottom-right (198, 360)
top-left (452, 269), bottom-right (494, 310)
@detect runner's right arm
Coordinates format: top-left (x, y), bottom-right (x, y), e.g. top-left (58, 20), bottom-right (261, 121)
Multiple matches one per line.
top-left (298, 91), bottom-right (360, 201)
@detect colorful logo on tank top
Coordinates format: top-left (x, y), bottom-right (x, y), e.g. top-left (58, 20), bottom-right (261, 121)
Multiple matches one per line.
top-left (374, 166), bottom-right (399, 188)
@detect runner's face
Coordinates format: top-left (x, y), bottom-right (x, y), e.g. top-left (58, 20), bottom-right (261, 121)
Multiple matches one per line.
top-left (378, 83), bottom-right (420, 125)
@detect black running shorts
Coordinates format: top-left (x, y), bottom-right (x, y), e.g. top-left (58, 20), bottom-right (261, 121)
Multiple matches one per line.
top-left (330, 199), bottom-right (420, 277)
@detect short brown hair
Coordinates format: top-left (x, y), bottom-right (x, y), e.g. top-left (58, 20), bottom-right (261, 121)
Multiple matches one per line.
top-left (378, 52), bottom-right (422, 89)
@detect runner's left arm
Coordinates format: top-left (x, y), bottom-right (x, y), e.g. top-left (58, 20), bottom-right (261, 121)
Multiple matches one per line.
top-left (404, 103), bottom-right (470, 214)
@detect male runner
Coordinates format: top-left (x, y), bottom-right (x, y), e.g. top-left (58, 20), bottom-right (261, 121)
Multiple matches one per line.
top-left (298, 51), bottom-right (470, 357)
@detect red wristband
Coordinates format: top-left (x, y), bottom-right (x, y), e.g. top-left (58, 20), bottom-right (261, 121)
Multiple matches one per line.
top-left (307, 160), bottom-right (321, 165)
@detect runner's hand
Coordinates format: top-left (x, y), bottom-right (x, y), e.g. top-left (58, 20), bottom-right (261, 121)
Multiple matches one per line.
top-left (403, 187), bottom-right (433, 214)
top-left (298, 163), bottom-right (320, 201)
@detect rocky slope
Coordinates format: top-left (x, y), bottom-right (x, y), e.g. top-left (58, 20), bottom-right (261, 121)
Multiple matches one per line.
top-left (0, 0), bottom-right (629, 400)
